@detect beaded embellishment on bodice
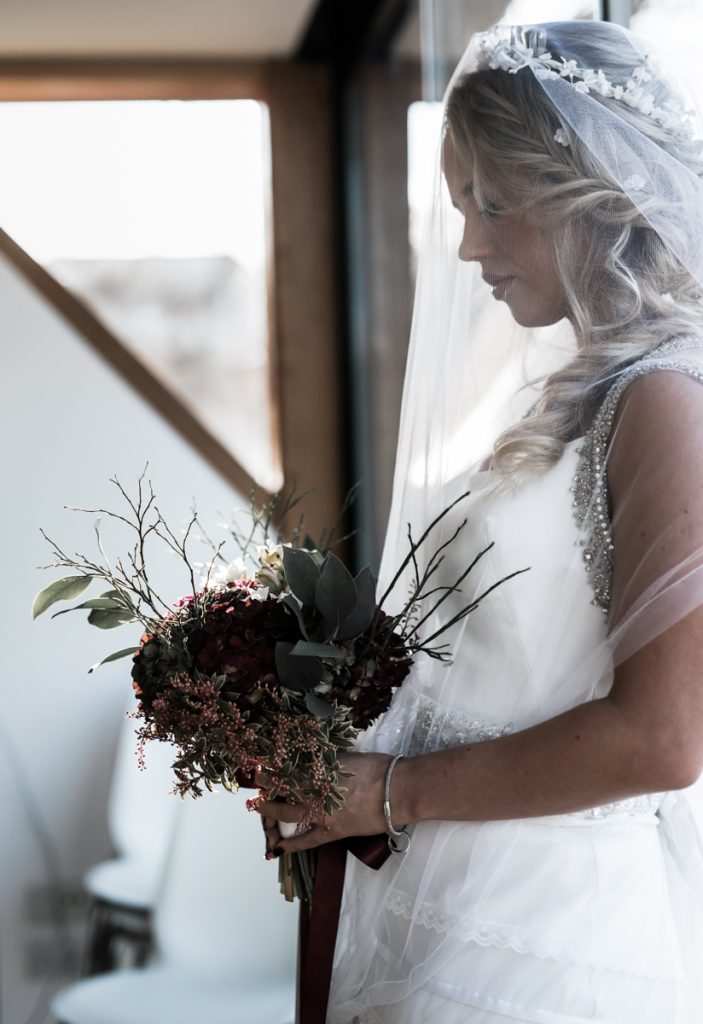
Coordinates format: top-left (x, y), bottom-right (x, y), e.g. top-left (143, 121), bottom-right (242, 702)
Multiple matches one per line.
top-left (571, 336), bottom-right (703, 614)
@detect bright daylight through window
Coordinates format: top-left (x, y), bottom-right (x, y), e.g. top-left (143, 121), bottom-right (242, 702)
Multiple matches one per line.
top-left (0, 98), bottom-right (281, 490)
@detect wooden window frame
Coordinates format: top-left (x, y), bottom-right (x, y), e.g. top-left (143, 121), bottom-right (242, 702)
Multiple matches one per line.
top-left (0, 59), bottom-right (346, 538)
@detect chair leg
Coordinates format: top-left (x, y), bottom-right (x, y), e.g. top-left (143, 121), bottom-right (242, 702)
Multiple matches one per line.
top-left (133, 928), bottom-right (152, 968)
top-left (83, 898), bottom-right (116, 976)
top-left (82, 897), bottom-right (153, 976)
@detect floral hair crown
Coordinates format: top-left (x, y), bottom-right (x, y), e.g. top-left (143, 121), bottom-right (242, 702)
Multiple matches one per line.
top-left (478, 25), bottom-right (697, 143)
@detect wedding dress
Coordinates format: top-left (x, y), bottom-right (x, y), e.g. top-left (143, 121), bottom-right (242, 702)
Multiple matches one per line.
top-left (327, 343), bottom-right (703, 1023)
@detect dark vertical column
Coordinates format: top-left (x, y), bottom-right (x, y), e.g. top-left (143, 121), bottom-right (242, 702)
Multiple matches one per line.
top-left (297, 0), bottom-right (415, 572)
top-left (599, 0), bottom-right (632, 26)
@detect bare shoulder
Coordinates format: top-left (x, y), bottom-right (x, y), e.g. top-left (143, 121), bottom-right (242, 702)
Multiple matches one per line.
top-left (606, 367), bottom-right (703, 771)
top-left (608, 366), bottom-right (703, 503)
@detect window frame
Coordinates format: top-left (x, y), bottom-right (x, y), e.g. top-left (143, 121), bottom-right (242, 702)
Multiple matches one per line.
top-left (0, 59), bottom-right (347, 537)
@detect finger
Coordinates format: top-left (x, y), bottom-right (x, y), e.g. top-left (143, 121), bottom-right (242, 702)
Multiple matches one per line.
top-left (259, 814), bottom-right (281, 853)
top-left (264, 826), bottom-right (282, 858)
top-left (258, 800), bottom-right (307, 824)
top-left (274, 823), bottom-right (334, 854)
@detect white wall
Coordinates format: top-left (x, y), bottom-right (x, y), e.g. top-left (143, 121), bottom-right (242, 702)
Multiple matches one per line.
top-left (0, 250), bottom-right (251, 1023)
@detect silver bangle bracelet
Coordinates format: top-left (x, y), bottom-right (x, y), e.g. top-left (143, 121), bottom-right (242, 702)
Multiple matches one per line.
top-left (383, 753), bottom-right (411, 853)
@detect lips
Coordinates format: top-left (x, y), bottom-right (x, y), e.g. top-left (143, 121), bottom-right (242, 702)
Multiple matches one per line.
top-left (484, 274), bottom-right (515, 301)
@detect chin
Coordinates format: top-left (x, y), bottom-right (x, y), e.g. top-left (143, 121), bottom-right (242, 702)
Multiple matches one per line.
top-left (507, 298), bottom-right (569, 329)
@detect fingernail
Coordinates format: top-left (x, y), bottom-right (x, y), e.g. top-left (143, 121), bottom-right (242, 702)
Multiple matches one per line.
top-left (273, 846), bottom-right (284, 858)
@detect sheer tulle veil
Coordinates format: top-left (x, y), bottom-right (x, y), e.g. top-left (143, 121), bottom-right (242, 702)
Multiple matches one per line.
top-left (374, 18), bottom-right (703, 690)
top-left (328, 19), bottom-right (703, 1023)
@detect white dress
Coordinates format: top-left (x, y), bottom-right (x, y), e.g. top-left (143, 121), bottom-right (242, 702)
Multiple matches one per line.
top-left (327, 352), bottom-right (703, 1023)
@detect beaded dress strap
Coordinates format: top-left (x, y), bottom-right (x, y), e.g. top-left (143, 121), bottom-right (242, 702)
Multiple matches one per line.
top-left (572, 337), bottom-right (703, 616)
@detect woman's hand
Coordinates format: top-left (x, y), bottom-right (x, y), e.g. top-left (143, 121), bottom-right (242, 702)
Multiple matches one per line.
top-left (257, 752), bottom-right (393, 858)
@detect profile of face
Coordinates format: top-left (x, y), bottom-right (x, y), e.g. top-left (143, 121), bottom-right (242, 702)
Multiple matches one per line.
top-left (443, 138), bottom-right (571, 328)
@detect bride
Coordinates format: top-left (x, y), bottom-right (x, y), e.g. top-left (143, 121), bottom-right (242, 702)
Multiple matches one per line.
top-left (260, 19), bottom-right (703, 1023)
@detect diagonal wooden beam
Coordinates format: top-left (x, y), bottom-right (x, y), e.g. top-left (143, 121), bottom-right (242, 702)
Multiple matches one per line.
top-left (0, 225), bottom-right (266, 502)
top-left (0, 60), bottom-right (348, 545)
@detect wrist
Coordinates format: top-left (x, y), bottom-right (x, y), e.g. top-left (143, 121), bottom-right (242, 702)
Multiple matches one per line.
top-left (388, 754), bottom-right (422, 826)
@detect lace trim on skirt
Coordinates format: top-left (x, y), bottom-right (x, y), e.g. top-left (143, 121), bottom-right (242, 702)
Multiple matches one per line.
top-left (383, 887), bottom-right (677, 979)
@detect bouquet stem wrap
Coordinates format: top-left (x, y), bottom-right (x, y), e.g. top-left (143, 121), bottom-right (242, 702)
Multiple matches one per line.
top-left (298, 836), bottom-right (391, 1024)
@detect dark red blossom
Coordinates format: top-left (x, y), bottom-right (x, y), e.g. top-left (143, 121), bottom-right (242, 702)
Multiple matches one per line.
top-left (130, 582), bottom-right (412, 809)
top-left (131, 587), bottom-right (300, 709)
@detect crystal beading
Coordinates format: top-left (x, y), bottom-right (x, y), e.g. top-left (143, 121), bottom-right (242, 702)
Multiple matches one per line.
top-left (407, 693), bottom-right (513, 756)
top-left (572, 336), bottom-right (703, 615)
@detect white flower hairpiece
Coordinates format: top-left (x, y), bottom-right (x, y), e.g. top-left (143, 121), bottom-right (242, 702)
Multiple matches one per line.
top-left (478, 26), bottom-right (697, 141)
top-left (623, 173), bottom-right (647, 192)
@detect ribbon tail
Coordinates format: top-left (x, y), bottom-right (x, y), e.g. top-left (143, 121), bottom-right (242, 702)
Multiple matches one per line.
top-left (297, 835), bottom-right (391, 1024)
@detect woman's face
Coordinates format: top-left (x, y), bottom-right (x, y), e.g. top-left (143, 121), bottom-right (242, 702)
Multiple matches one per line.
top-left (443, 140), bottom-right (570, 328)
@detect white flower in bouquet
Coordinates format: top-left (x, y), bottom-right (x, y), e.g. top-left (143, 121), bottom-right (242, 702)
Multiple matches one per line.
top-left (209, 556), bottom-right (249, 588)
top-left (255, 542), bottom-right (287, 595)
top-left (257, 542), bottom-right (285, 568)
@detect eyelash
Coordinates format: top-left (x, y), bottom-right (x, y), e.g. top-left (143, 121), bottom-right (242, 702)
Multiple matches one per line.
top-left (479, 201), bottom-right (502, 217)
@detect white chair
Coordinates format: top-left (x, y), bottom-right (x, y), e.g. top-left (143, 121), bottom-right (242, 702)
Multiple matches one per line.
top-left (53, 785), bottom-right (298, 1024)
top-left (82, 715), bottom-right (179, 974)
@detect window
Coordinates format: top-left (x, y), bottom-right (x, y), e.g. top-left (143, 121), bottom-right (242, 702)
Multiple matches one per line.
top-left (0, 97), bottom-right (281, 491)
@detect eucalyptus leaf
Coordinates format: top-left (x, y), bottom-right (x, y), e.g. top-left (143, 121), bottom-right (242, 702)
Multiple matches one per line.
top-left (88, 608), bottom-right (135, 630)
top-left (51, 597), bottom-right (125, 619)
top-left (282, 547), bottom-right (321, 607)
top-left (338, 566), bottom-right (378, 639)
top-left (280, 593), bottom-right (309, 639)
top-left (321, 618), bottom-right (338, 644)
top-left (274, 641), bottom-right (322, 691)
top-left (291, 640), bottom-right (345, 661)
top-left (315, 553), bottom-right (357, 630)
top-left (32, 575), bottom-right (93, 619)
top-left (304, 692), bottom-right (334, 718)
top-left (88, 647), bottom-right (139, 674)
top-left (81, 598), bottom-right (125, 610)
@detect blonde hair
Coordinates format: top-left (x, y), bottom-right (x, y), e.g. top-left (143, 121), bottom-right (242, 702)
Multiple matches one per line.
top-left (444, 23), bottom-right (703, 482)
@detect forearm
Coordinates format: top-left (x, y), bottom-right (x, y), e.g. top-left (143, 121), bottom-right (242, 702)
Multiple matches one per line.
top-left (392, 695), bottom-right (676, 825)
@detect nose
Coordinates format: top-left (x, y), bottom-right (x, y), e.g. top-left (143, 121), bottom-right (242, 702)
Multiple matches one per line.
top-left (458, 209), bottom-right (494, 263)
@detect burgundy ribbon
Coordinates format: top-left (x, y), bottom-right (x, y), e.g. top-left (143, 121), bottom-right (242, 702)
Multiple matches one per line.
top-left (297, 834), bottom-right (391, 1024)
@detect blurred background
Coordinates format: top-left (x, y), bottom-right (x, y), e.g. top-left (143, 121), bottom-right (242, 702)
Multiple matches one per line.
top-left (2, 0), bottom-right (701, 1021)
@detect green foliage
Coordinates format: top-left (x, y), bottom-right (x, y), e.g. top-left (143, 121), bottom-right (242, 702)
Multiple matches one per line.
top-left (291, 640), bottom-right (344, 660)
top-left (315, 553), bottom-right (357, 631)
top-left (338, 566), bottom-right (377, 639)
top-left (87, 608), bottom-right (136, 629)
top-left (280, 594), bottom-right (309, 639)
top-left (88, 647), bottom-right (139, 674)
top-left (274, 641), bottom-right (323, 691)
top-left (304, 692), bottom-right (334, 718)
top-left (32, 575), bottom-right (93, 619)
top-left (282, 547), bottom-right (320, 606)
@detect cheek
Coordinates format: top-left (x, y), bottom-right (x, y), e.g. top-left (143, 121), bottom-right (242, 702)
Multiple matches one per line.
top-left (526, 235), bottom-right (561, 291)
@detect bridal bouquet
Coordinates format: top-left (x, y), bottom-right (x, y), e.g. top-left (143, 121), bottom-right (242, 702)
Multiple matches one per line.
top-left (33, 472), bottom-right (523, 900)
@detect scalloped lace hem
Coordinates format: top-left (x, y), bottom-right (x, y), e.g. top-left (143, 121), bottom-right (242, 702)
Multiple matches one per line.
top-left (383, 890), bottom-right (677, 980)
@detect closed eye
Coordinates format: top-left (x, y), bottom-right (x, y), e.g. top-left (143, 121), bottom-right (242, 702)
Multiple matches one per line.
top-left (479, 200), bottom-right (503, 217)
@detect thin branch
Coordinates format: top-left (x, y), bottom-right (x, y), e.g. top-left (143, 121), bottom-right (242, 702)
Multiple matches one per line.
top-left (419, 567), bottom-right (531, 648)
top-left (376, 489), bottom-right (474, 610)
top-left (410, 541), bottom-right (495, 636)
